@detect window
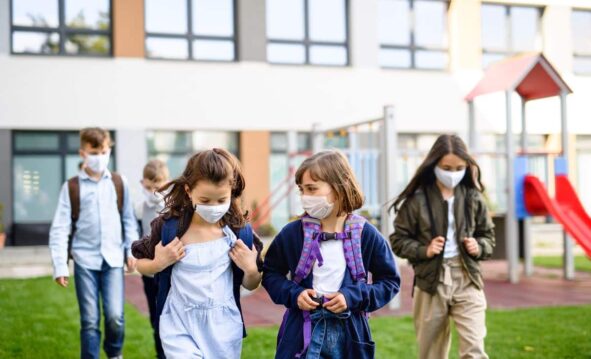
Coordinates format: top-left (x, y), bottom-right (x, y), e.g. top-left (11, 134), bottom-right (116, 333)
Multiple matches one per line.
top-left (147, 131), bottom-right (239, 177)
top-left (572, 9), bottom-right (591, 75)
top-left (378, 0), bottom-right (449, 70)
top-left (481, 4), bottom-right (543, 68)
top-left (145, 0), bottom-right (237, 61)
top-left (11, 0), bottom-right (111, 56)
top-left (266, 0), bottom-right (349, 66)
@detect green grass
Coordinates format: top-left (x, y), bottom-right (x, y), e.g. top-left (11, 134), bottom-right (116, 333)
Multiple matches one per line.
top-left (534, 255), bottom-right (591, 272)
top-left (1, 277), bottom-right (591, 358)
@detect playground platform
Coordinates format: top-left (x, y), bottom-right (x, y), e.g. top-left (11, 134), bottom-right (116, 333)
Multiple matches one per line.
top-left (125, 259), bottom-right (591, 327)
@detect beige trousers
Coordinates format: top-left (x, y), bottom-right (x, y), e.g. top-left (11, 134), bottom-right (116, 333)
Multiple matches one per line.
top-left (413, 256), bottom-right (488, 359)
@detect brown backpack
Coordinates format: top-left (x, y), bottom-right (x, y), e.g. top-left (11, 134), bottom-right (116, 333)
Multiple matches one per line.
top-left (67, 172), bottom-right (125, 260)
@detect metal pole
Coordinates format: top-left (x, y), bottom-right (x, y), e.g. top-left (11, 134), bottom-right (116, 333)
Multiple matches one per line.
top-left (468, 100), bottom-right (476, 152)
top-left (506, 91), bottom-right (519, 283)
top-left (521, 98), bottom-right (533, 277)
top-left (311, 122), bottom-right (324, 154)
top-left (380, 105), bottom-right (400, 310)
top-left (286, 131), bottom-right (298, 219)
top-left (561, 91), bottom-right (575, 280)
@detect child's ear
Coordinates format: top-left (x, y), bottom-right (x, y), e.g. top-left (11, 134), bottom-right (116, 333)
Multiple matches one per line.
top-left (184, 184), bottom-right (191, 197)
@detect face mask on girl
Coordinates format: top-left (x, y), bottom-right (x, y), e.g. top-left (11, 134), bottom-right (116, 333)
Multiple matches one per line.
top-left (301, 195), bottom-right (335, 220)
top-left (434, 166), bottom-right (466, 189)
top-left (85, 151), bottom-right (110, 174)
top-left (194, 202), bottom-right (231, 224)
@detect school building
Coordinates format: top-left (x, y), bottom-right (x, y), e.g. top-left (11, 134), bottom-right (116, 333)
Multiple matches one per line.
top-left (1, 0), bottom-right (591, 246)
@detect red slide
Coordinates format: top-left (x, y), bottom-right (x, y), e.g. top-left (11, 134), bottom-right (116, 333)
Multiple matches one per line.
top-left (524, 175), bottom-right (591, 258)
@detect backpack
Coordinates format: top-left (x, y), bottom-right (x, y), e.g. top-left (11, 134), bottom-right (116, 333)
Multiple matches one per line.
top-left (278, 213), bottom-right (368, 357)
top-left (67, 173), bottom-right (125, 261)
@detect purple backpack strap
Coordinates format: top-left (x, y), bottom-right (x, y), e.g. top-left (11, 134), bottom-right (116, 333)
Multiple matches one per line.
top-left (343, 214), bottom-right (368, 282)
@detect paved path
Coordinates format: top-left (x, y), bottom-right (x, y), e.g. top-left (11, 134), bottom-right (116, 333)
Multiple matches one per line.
top-left (125, 260), bottom-right (591, 327)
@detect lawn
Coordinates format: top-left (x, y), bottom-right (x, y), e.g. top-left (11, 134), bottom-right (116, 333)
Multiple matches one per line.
top-left (534, 255), bottom-right (591, 273)
top-left (1, 276), bottom-right (590, 358)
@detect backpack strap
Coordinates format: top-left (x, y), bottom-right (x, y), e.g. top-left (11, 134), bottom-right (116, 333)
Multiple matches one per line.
top-left (343, 213), bottom-right (367, 282)
top-left (67, 177), bottom-right (80, 260)
top-left (160, 217), bottom-right (180, 246)
top-left (110, 172), bottom-right (124, 216)
top-left (294, 216), bottom-right (322, 284)
top-left (238, 224), bottom-right (254, 248)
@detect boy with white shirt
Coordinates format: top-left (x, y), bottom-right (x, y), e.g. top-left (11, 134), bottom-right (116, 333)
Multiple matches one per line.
top-left (49, 127), bottom-right (138, 359)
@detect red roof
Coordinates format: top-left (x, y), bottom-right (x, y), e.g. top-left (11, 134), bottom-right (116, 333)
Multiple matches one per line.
top-left (465, 53), bottom-right (572, 101)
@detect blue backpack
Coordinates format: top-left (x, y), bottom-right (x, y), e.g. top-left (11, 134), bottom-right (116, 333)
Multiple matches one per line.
top-left (154, 216), bottom-right (254, 337)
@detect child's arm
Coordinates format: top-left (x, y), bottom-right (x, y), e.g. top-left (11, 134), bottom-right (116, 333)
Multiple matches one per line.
top-left (389, 196), bottom-right (431, 262)
top-left (262, 231), bottom-right (306, 310)
top-left (131, 216), bottom-right (183, 275)
top-left (339, 225), bottom-right (401, 313)
top-left (120, 177), bottom-right (140, 262)
top-left (49, 183), bottom-right (72, 286)
top-left (229, 239), bottom-right (261, 290)
top-left (471, 191), bottom-right (495, 260)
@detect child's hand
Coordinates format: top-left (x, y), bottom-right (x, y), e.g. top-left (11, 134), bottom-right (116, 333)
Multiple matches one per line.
top-left (323, 292), bottom-right (348, 313)
top-left (154, 238), bottom-right (185, 271)
top-left (297, 289), bottom-right (319, 311)
top-left (55, 277), bottom-right (69, 288)
top-left (126, 257), bottom-right (137, 273)
top-left (229, 239), bottom-right (258, 275)
top-left (463, 237), bottom-right (480, 257)
top-left (426, 236), bottom-right (446, 258)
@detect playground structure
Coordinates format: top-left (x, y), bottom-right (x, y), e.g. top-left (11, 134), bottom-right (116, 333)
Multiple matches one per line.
top-left (466, 52), bottom-right (590, 283)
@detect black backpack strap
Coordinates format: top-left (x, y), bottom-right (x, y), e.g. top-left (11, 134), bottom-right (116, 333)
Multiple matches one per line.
top-left (67, 176), bottom-right (80, 261)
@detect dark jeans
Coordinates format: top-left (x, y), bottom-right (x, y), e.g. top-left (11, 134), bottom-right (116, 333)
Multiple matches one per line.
top-left (305, 308), bottom-right (350, 359)
top-left (142, 275), bottom-right (165, 359)
top-left (74, 261), bottom-right (124, 359)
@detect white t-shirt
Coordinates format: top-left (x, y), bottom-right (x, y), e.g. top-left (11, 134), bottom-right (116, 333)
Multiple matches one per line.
top-left (312, 239), bottom-right (347, 296)
top-left (444, 196), bottom-right (459, 258)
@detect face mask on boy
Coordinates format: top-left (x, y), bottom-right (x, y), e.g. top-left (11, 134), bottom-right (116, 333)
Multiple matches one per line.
top-left (301, 195), bottom-right (335, 220)
top-left (194, 202), bottom-right (231, 224)
top-left (143, 188), bottom-right (164, 207)
top-left (434, 166), bottom-right (466, 189)
top-left (85, 152), bottom-right (110, 174)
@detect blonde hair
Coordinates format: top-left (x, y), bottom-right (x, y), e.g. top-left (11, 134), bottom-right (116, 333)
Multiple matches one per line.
top-left (143, 159), bottom-right (170, 182)
top-left (295, 150), bottom-right (364, 216)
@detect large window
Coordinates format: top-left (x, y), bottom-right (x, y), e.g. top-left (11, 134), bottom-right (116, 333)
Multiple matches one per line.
top-left (378, 0), bottom-right (448, 70)
top-left (572, 9), bottom-right (591, 75)
top-left (481, 4), bottom-right (543, 68)
top-left (147, 131), bottom-right (239, 177)
top-left (145, 0), bottom-right (237, 61)
top-left (266, 0), bottom-right (349, 66)
top-left (10, 0), bottom-right (111, 56)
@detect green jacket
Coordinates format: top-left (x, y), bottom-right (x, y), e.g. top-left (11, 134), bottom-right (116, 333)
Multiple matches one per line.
top-left (389, 184), bottom-right (495, 294)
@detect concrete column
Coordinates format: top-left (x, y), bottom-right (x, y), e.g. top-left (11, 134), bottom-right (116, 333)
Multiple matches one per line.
top-left (349, 0), bottom-right (379, 68)
top-left (113, 0), bottom-right (145, 57)
top-left (0, 0), bottom-right (9, 55)
top-left (0, 130), bottom-right (13, 244)
top-left (237, 0), bottom-right (267, 62)
top-left (115, 129), bottom-right (148, 204)
top-left (240, 131), bottom-right (271, 222)
top-left (449, 0), bottom-right (482, 71)
top-left (541, 5), bottom-right (572, 73)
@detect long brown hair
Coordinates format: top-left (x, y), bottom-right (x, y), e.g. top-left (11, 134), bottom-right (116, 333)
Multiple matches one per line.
top-left (391, 134), bottom-right (485, 213)
top-left (295, 150), bottom-right (364, 216)
top-left (158, 148), bottom-right (247, 228)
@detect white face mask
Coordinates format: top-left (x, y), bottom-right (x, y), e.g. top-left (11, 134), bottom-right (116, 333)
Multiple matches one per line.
top-left (194, 202), bottom-right (231, 224)
top-left (85, 151), bottom-right (110, 174)
top-left (434, 166), bottom-right (466, 189)
top-left (301, 195), bottom-right (335, 220)
top-left (143, 188), bottom-right (164, 207)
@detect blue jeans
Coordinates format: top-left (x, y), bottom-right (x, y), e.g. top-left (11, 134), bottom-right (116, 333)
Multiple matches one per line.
top-left (74, 261), bottom-right (125, 359)
top-left (305, 308), bottom-right (350, 359)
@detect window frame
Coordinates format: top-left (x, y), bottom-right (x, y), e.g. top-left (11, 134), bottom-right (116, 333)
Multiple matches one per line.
top-left (10, 0), bottom-right (113, 57)
top-left (378, 0), bottom-right (450, 71)
top-left (144, 0), bottom-right (239, 62)
top-left (572, 8), bottom-right (591, 76)
top-left (481, 3), bottom-right (544, 67)
top-left (266, 0), bottom-right (351, 67)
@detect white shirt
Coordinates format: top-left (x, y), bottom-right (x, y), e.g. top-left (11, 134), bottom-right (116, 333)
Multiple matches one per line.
top-left (444, 196), bottom-right (459, 259)
top-left (312, 239), bottom-right (347, 296)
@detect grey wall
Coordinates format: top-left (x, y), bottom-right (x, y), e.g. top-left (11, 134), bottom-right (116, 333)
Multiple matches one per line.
top-left (0, 0), bottom-right (9, 55)
top-left (0, 130), bottom-right (13, 241)
top-left (237, 0), bottom-right (267, 62)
